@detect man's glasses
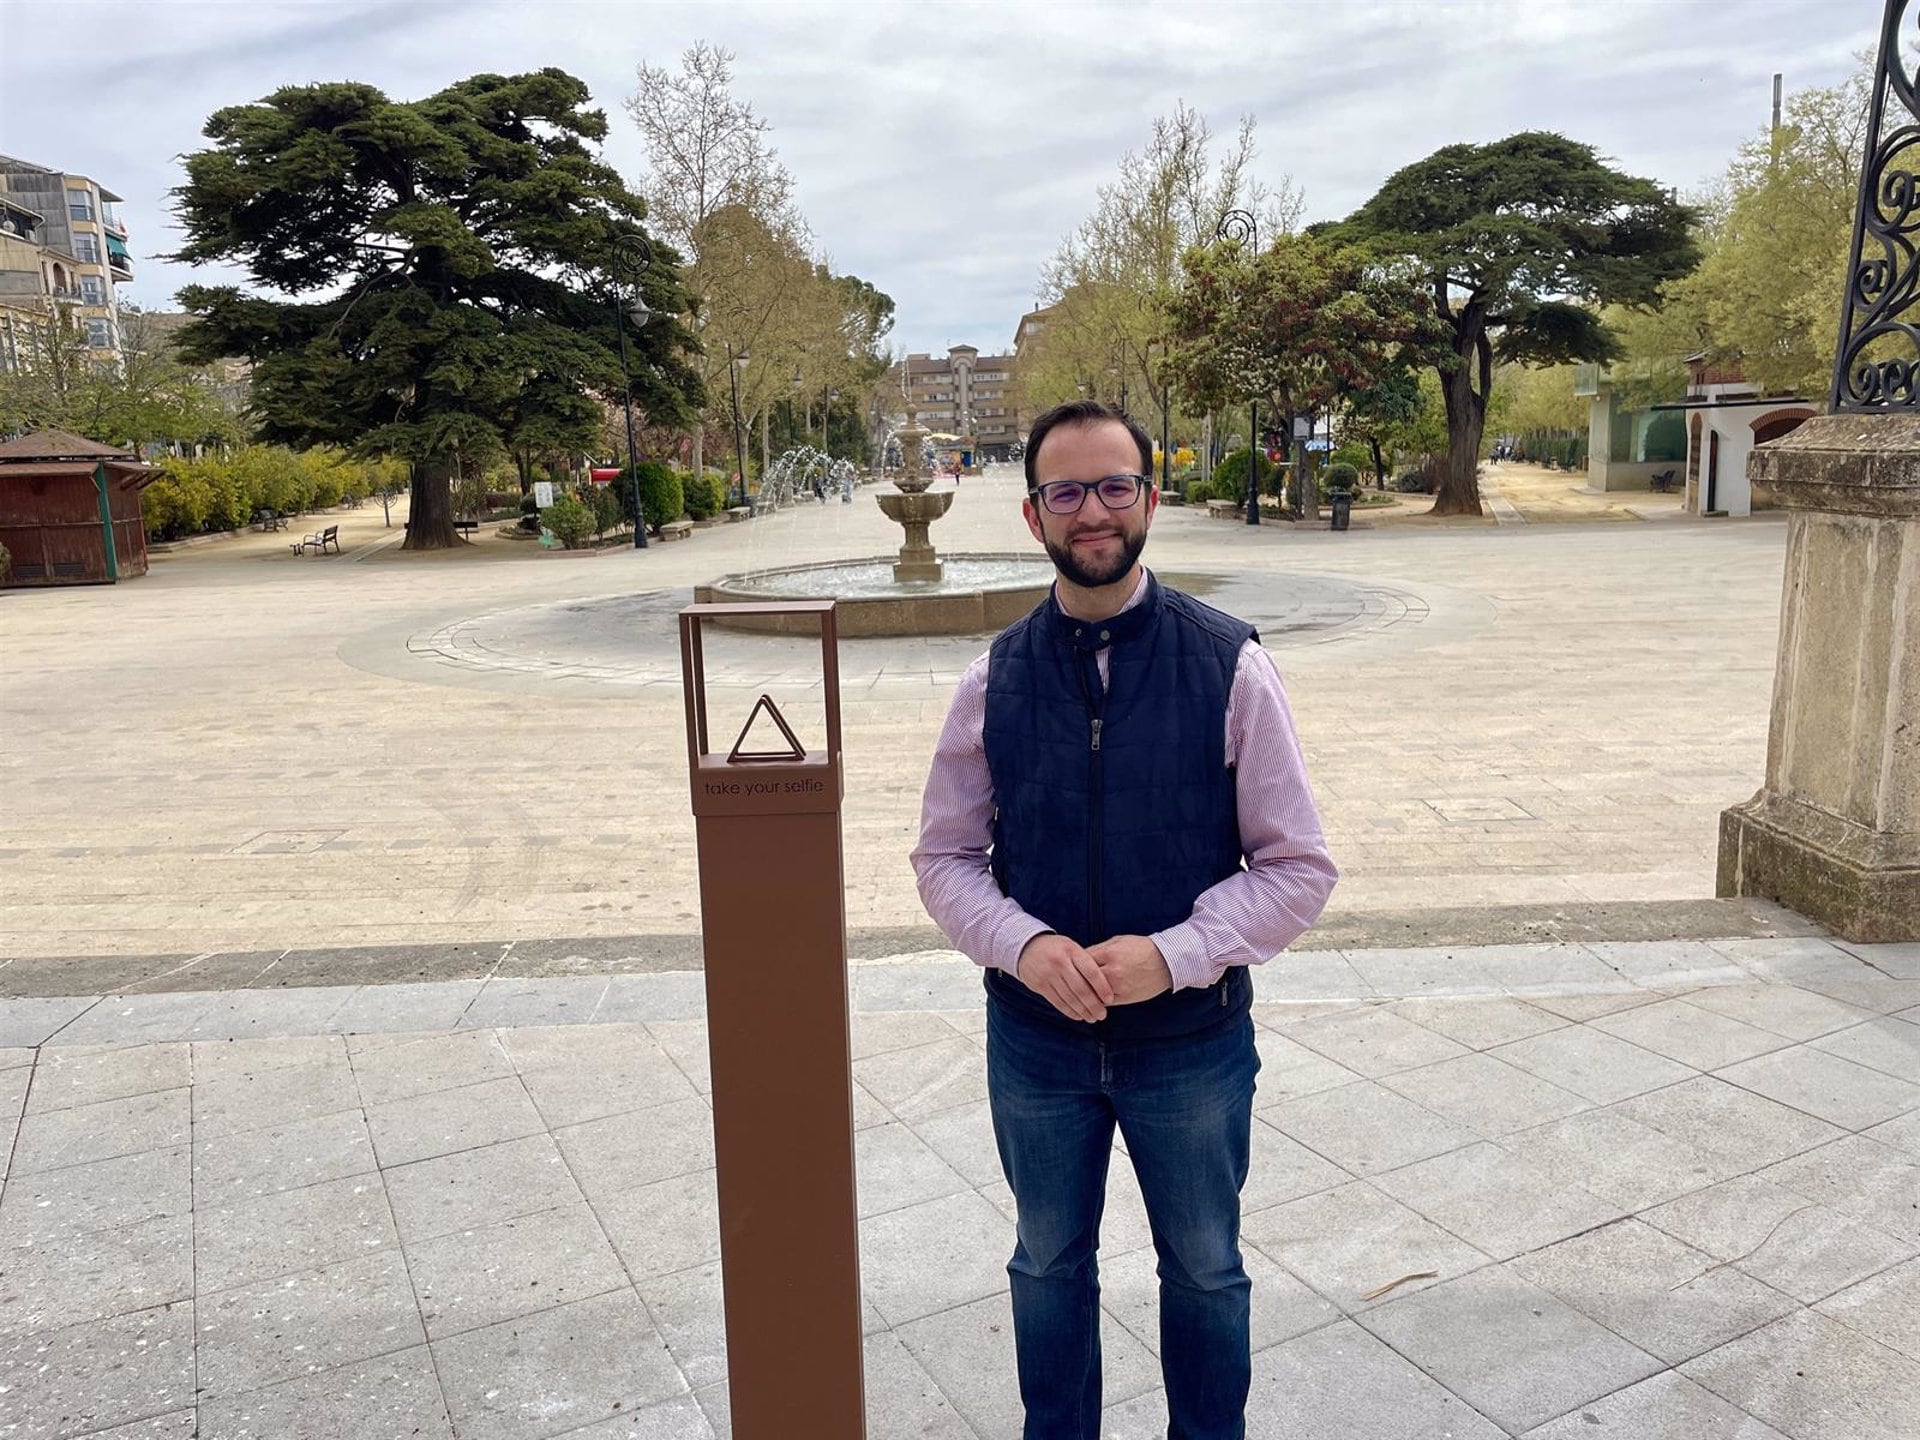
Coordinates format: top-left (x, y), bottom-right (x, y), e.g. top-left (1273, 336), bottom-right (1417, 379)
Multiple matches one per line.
top-left (1029, 473), bottom-right (1150, 516)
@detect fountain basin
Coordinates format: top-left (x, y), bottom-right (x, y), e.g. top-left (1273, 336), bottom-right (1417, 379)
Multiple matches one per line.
top-left (874, 490), bottom-right (954, 524)
top-left (697, 553), bottom-right (1054, 637)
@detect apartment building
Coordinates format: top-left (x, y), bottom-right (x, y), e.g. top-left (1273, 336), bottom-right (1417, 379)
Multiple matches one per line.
top-left (886, 344), bottom-right (1021, 460)
top-left (0, 156), bottom-right (135, 372)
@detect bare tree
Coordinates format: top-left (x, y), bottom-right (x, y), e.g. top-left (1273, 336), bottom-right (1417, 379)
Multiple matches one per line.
top-left (628, 42), bottom-right (807, 480)
top-left (1036, 104), bottom-right (1302, 459)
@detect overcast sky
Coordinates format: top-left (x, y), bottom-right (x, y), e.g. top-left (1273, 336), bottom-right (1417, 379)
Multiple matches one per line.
top-left (0, 0), bottom-right (1877, 358)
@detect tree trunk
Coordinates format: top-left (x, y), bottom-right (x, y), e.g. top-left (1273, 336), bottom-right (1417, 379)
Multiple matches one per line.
top-left (402, 457), bottom-right (460, 550)
top-left (691, 428), bottom-right (704, 485)
top-left (760, 406), bottom-right (770, 476)
top-left (1369, 437), bottom-right (1388, 488)
top-left (1433, 350), bottom-right (1487, 517)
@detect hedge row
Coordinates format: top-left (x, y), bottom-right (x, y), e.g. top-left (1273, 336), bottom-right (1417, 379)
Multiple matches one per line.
top-left (143, 446), bottom-right (408, 540)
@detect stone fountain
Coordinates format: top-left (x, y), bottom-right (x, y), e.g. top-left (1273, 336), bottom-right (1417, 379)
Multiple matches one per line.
top-left (697, 400), bottom-right (1052, 637)
top-left (874, 400), bottom-right (952, 582)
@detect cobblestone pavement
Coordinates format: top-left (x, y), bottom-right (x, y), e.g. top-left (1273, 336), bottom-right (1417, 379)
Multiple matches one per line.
top-left (2, 936), bottom-right (1916, 1439)
top-left (0, 465), bottom-right (1788, 962)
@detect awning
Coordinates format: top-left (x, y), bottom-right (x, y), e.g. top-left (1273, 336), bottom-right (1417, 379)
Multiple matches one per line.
top-left (105, 233), bottom-right (130, 262)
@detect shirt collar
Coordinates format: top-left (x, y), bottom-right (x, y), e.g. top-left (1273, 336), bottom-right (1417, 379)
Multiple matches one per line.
top-left (1047, 569), bottom-right (1158, 649)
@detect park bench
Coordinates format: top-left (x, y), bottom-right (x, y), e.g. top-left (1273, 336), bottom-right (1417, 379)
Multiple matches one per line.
top-left (453, 518), bottom-right (479, 537)
top-left (659, 520), bottom-right (694, 541)
top-left (254, 509), bottom-right (286, 532)
top-left (292, 524), bottom-right (340, 555)
top-left (725, 506), bottom-right (752, 523)
top-left (1206, 499), bottom-right (1240, 519)
top-left (1648, 469), bottom-right (1678, 494)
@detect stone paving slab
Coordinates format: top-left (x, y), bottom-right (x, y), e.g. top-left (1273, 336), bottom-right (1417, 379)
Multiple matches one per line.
top-left (1, 944), bottom-right (1917, 1436)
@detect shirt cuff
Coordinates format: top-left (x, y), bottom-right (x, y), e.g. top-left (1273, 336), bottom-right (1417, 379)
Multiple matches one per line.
top-left (991, 916), bottom-right (1055, 977)
top-left (1150, 922), bottom-right (1217, 993)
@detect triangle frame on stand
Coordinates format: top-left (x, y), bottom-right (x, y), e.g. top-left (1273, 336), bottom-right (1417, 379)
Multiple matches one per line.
top-left (728, 692), bottom-right (807, 763)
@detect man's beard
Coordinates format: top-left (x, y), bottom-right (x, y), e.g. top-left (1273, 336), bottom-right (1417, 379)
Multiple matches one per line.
top-left (1044, 525), bottom-right (1147, 589)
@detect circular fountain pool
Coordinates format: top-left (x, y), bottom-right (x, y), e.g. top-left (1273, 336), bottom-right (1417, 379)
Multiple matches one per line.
top-left (697, 552), bottom-right (1054, 636)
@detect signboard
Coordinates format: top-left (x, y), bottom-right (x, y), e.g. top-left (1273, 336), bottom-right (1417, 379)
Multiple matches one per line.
top-left (533, 481), bottom-right (555, 508)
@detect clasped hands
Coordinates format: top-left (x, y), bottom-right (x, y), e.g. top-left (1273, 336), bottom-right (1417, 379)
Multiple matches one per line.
top-left (1015, 931), bottom-right (1170, 1023)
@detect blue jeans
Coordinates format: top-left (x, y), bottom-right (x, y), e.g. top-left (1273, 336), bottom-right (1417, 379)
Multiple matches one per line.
top-left (986, 997), bottom-right (1259, 1440)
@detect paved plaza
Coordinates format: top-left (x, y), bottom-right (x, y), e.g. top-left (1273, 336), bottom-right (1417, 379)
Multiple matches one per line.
top-left (5, 466), bottom-right (1917, 1438)
top-left (2, 465), bottom-right (1789, 963)
top-left (2, 937), bottom-right (1918, 1439)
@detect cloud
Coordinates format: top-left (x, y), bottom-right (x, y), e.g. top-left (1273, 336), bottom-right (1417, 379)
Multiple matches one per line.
top-left (0, 0), bottom-right (1872, 357)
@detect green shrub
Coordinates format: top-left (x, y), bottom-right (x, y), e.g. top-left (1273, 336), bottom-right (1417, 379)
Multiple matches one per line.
top-left (1210, 448), bottom-right (1279, 507)
top-left (1323, 463), bottom-right (1359, 494)
top-left (1329, 441), bottom-right (1372, 474)
top-left (1183, 478), bottom-right (1214, 505)
top-left (681, 470), bottom-right (727, 520)
top-left (588, 483), bottom-right (623, 538)
top-left (519, 492), bottom-right (539, 516)
top-left (628, 461), bottom-right (682, 532)
top-left (141, 466), bottom-right (215, 540)
top-left (541, 493), bottom-right (595, 549)
top-left (1394, 471), bottom-right (1432, 493)
top-left (140, 445), bottom-right (399, 539)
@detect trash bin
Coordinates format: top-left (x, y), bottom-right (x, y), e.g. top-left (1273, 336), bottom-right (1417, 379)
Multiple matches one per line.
top-left (1330, 492), bottom-right (1353, 531)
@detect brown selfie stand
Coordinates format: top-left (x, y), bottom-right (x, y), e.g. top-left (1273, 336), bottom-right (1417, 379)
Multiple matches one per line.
top-left (678, 600), bottom-right (865, 1438)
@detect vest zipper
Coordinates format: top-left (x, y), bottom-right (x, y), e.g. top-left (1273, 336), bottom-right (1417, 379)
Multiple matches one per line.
top-left (1077, 649), bottom-right (1108, 942)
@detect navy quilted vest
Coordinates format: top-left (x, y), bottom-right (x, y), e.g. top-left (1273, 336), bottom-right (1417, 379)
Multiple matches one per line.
top-left (984, 574), bottom-right (1256, 1039)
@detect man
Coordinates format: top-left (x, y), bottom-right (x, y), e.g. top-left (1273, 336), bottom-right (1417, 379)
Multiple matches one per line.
top-left (912, 401), bottom-right (1337, 1440)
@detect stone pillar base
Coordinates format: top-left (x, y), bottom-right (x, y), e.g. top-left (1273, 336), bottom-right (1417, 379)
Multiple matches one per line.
top-left (1717, 412), bottom-right (1920, 942)
top-left (1720, 791), bottom-right (1920, 941)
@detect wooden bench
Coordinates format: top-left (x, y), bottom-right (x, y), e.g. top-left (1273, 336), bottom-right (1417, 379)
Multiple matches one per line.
top-left (254, 509), bottom-right (287, 532)
top-left (659, 520), bottom-right (694, 541)
top-left (292, 524), bottom-right (340, 555)
top-left (1205, 499), bottom-right (1240, 519)
top-left (453, 518), bottom-right (479, 537)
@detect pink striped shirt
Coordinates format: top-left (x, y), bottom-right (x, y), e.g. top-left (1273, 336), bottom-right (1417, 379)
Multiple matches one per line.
top-left (911, 570), bottom-right (1338, 993)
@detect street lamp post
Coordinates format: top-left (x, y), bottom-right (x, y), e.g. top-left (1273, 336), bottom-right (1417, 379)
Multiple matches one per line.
top-left (610, 233), bottom-right (655, 550)
top-left (1216, 208), bottom-right (1260, 525)
top-left (728, 345), bottom-right (751, 510)
top-left (1157, 352), bottom-right (1172, 495)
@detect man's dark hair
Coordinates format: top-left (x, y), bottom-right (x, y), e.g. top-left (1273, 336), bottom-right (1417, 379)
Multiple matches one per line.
top-left (1023, 400), bottom-right (1154, 488)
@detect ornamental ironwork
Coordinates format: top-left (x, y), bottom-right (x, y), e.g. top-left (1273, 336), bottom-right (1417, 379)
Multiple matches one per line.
top-left (1832, 0), bottom-right (1920, 410)
top-left (1216, 208), bottom-right (1258, 253)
